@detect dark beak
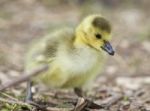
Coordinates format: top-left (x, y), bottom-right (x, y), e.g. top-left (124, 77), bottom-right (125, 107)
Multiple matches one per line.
top-left (101, 41), bottom-right (115, 56)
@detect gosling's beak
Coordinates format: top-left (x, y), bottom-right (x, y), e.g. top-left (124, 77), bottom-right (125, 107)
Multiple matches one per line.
top-left (101, 41), bottom-right (115, 56)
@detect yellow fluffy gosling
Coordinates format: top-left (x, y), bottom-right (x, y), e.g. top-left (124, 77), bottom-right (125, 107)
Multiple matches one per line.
top-left (25, 14), bottom-right (115, 91)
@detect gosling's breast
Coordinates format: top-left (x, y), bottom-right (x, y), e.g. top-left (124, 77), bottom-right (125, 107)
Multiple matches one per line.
top-left (57, 46), bottom-right (101, 74)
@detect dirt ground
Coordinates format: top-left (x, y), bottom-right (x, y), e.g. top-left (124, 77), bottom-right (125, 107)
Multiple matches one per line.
top-left (0, 0), bottom-right (150, 111)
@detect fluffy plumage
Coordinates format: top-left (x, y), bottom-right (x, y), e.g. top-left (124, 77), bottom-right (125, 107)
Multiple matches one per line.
top-left (25, 14), bottom-right (114, 89)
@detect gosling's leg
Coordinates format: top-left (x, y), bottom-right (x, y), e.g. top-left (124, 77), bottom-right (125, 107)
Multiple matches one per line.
top-left (25, 80), bottom-right (47, 109)
top-left (74, 87), bottom-right (84, 97)
top-left (26, 80), bottom-right (33, 102)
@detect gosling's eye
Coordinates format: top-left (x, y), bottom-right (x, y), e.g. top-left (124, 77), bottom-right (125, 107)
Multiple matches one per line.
top-left (95, 34), bottom-right (102, 39)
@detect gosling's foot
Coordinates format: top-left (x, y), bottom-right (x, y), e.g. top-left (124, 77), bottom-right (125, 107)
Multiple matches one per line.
top-left (74, 88), bottom-right (104, 110)
top-left (74, 97), bottom-right (104, 111)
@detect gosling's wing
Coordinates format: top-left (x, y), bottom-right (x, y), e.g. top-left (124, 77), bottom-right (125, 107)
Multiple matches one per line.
top-left (25, 27), bottom-right (74, 70)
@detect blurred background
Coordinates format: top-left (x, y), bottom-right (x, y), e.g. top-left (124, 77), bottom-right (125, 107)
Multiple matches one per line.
top-left (0, 0), bottom-right (150, 92)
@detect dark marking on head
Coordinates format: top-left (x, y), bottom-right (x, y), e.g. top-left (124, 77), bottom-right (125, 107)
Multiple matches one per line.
top-left (92, 17), bottom-right (111, 33)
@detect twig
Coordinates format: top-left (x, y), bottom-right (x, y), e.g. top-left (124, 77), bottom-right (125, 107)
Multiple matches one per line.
top-left (0, 65), bottom-right (48, 91)
top-left (0, 92), bottom-right (18, 102)
top-left (101, 93), bottom-right (123, 108)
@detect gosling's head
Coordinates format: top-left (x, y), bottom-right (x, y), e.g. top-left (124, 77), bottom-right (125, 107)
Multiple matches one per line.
top-left (76, 14), bottom-right (115, 55)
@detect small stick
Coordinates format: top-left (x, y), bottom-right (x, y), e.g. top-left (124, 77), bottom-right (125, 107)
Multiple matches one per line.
top-left (0, 92), bottom-right (18, 101)
top-left (0, 65), bottom-right (48, 91)
top-left (102, 93), bottom-right (123, 108)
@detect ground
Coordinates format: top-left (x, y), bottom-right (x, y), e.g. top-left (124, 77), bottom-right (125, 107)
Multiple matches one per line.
top-left (0, 0), bottom-right (150, 111)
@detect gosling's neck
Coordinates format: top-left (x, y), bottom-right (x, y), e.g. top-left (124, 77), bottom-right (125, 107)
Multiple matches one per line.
top-left (73, 26), bottom-right (89, 48)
